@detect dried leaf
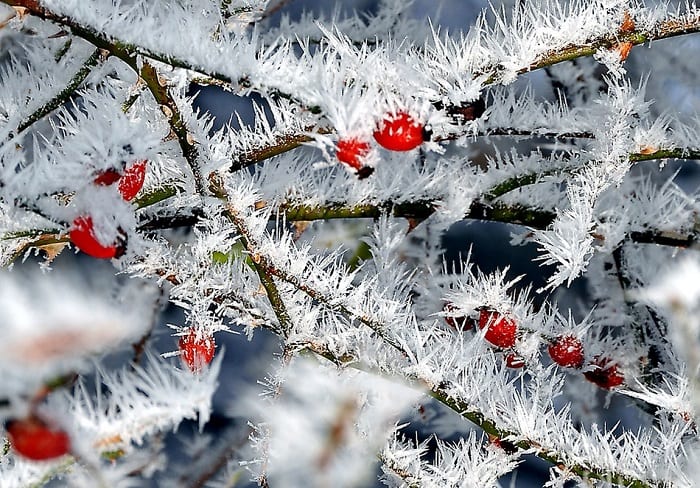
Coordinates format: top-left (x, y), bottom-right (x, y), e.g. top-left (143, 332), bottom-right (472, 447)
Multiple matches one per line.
top-left (615, 42), bottom-right (633, 61)
top-left (37, 241), bottom-right (68, 264)
top-left (620, 11), bottom-right (635, 33)
top-left (292, 221), bottom-right (310, 241)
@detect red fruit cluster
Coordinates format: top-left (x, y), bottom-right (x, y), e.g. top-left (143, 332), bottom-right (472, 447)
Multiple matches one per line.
top-left (6, 416), bottom-right (70, 461)
top-left (583, 356), bottom-right (624, 389)
top-left (336, 110), bottom-right (428, 178)
top-left (373, 111), bottom-right (425, 152)
top-left (94, 160), bottom-right (147, 202)
top-left (444, 301), bottom-right (625, 390)
top-left (443, 303), bottom-right (474, 330)
top-left (548, 335), bottom-right (623, 388)
top-left (71, 160), bottom-right (147, 259)
top-left (179, 329), bottom-right (216, 373)
top-left (548, 335), bottom-right (585, 369)
top-left (478, 309), bottom-right (517, 348)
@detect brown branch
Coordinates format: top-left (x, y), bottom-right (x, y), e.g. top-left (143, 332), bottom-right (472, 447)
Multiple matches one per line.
top-left (230, 126), bottom-right (331, 172)
top-left (210, 178), bottom-right (293, 337)
top-left (139, 62), bottom-right (206, 194)
top-left (259, 0), bottom-right (297, 21)
top-left (210, 178), bottom-right (409, 355)
top-left (483, 12), bottom-right (700, 84)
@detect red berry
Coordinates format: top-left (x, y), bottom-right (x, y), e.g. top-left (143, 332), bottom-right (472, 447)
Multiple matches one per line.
top-left (548, 335), bottom-right (585, 368)
top-left (478, 309), bottom-right (517, 348)
top-left (443, 303), bottom-right (474, 330)
top-left (584, 356), bottom-right (624, 389)
top-left (93, 160), bottom-right (146, 200)
top-left (488, 435), bottom-right (518, 454)
top-left (69, 216), bottom-right (124, 259)
top-left (373, 111), bottom-right (424, 151)
top-left (178, 329), bottom-right (216, 373)
top-left (505, 353), bottom-right (525, 369)
top-left (6, 417), bottom-right (70, 461)
top-left (336, 139), bottom-right (371, 171)
top-left (118, 160), bottom-right (147, 201)
top-left (94, 168), bottom-right (121, 186)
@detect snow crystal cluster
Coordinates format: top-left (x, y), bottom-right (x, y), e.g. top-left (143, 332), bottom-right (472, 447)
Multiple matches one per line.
top-left (0, 0), bottom-right (700, 486)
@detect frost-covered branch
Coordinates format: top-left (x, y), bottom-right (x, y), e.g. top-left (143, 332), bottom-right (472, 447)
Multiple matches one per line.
top-left (280, 200), bottom-right (700, 250)
top-left (2, 1), bottom-right (700, 486)
top-left (5, 0), bottom-right (700, 115)
top-left (427, 380), bottom-right (666, 488)
top-left (137, 62), bottom-right (206, 195)
top-left (10, 48), bottom-right (102, 138)
top-left (482, 11), bottom-right (700, 84)
top-left (301, 341), bottom-right (667, 488)
top-left (5, 197), bottom-right (698, 269)
top-left (217, 182), bottom-right (409, 355)
top-left (281, 200), bottom-right (556, 229)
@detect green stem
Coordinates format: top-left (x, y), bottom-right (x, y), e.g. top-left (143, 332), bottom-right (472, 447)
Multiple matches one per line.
top-left (211, 181), bottom-right (293, 336)
top-left (11, 48), bottom-right (102, 138)
top-left (282, 200), bottom-right (556, 228)
top-left (53, 38), bottom-right (72, 62)
top-left (138, 62), bottom-right (206, 195)
top-left (281, 200), bottom-right (700, 250)
top-left (134, 185), bottom-right (180, 209)
top-left (629, 148), bottom-right (700, 163)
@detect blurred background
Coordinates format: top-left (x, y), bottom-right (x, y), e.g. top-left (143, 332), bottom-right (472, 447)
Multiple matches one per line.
top-left (10, 0), bottom-right (695, 486)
